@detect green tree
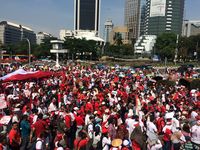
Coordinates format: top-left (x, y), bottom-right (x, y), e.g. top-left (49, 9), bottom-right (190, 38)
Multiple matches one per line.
top-left (178, 34), bottom-right (200, 61)
top-left (32, 37), bottom-right (57, 58)
top-left (104, 43), bottom-right (134, 58)
top-left (113, 32), bottom-right (123, 46)
top-left (155, 33), bottom-right (177, 60)
top-left (63, 37), bottom-right (100, 60)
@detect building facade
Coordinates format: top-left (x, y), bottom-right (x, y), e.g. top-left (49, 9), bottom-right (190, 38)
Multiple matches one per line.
top-left (0, 21), bottom-right (36, 45)
top-left (110, 26), bottom-right (129, 45)
top-left (104, 19), bottom-right (114, 43)
top-left (138, 0), bottom-right (146, 36)
top-left (59, 30), bottom-right (74, 40)
top-left (125, 0), bottom-right (140, 42)
top-left (145, 0), bottom-right (185, 35)
top-left (74, 0), bottom-right (100, 35)
top-left (182, 20), bottom-right (200, 37)
top-left (37, 32), bottom-right (53, 45)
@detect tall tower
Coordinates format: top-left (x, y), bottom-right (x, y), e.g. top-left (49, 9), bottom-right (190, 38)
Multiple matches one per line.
top-left (104, 19), bottom-right (114, 43)
top-left (74, 0), bottom-right (100, 35)
top-left (138, 0), bottom-right (146, 36)
top-left (124, 0), bottom-right (140, 42)
top-left (145, 0), bottom-right (185, 35)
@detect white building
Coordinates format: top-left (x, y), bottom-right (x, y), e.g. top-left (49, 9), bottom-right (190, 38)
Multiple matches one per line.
top-left (104, 19), bottom-right (113, 43)
top-left (134, 35), bottom-right (157, 54)
top-left (182, 20), bottom-right (200, 37)
top-left (36, 32), bottom-right (52, 45)
top-left (59, 30), bottom-right (74, 40)
top-left (0, 21), bottom-right (36, 45)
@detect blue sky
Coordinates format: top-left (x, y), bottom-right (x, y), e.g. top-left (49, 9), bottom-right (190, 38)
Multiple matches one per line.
top-left (0, 0), bottom-right (200, 37)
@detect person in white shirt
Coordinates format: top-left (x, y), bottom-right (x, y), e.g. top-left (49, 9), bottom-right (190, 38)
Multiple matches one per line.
top-left (149, 139), bottom-right (162, 150)
top-left (125, 113), bottom-right (135, 139)
top-left (147, 115), bottom-right (158, 145)
top-left (85, 111), bottom-right (91, 126)
top-left (35, 132), bottom-right (45, 150)
top-left (103, 109), bottom-right (110, 123)
top-left (191, 108), bottom-right (198, 119)
top-left (12, 111), bottom-right (19, 123)
top-left (48, 99), bottom-right (57, 113)
top-left (191, 119), bottom-right (200, 145)
top-left (171, 114), bottom-right (180, 133)
top-left (87, 116), bottom-right (94, 140)
top-left (102, 133), bottom-right (111, 150)
top-left (147, 115), bottom-right (158, 134)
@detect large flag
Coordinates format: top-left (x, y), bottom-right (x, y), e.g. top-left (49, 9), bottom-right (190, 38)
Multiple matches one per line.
top-left (0, 69), bottom-right (52, 82)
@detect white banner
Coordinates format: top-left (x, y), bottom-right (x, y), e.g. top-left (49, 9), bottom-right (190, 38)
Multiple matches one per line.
top-left (150, 0), bottom-right (166, 17)
top-left (0, 116), bottom-right (11, 125)
top-left (0, 94), bottom-right (7, 109)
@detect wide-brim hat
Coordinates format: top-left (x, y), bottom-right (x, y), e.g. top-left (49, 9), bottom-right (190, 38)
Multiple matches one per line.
top-left (123, 139), bottom-right (130, 146)
top-left (111, 139), bottom-right (122, 147)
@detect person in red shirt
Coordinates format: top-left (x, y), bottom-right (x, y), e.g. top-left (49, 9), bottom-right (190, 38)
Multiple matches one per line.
top-left (30, 113), bottom-right (47, 142)
top-left (8, 122), bottom-right (21, 150)
top-left (65, 110), bottom-right (72, 131)
top-left (0, 133), bottom-right (6, 150)
top-left (75, 112), bottom-right (85, 138)
top-left (74, 130), bottom-right (90, 150)
top-left (156, 113), bottom-right (165, 134)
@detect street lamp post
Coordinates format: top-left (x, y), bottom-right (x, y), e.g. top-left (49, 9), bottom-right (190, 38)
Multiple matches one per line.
top-left (23, 38), bottom-right (31, 65)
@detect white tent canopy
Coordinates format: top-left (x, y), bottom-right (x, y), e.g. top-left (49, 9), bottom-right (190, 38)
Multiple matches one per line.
top-left (75, 31), bottom-right (104, 42)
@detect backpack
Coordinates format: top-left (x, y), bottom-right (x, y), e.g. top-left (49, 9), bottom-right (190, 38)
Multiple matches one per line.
top-left (27, 139), bottom-right (43, 150)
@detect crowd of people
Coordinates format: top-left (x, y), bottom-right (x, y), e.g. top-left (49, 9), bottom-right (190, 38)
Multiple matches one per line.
top-left (0, 63), bottom-right (199, 150)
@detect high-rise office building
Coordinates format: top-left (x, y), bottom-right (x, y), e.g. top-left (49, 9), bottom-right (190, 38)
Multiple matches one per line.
top-left (104, 19), bottom-right (113, 43)
top-left (110, 26), bottom-right (129, 45)
top-left (182, 20), bottom-right (200, 37)
top-left (74, 0), bottom-right (100, 35)
top-left (36, 32), bottom-right (53, 45)
top-left (0, 21), bottom-right (36, 45)
top-left (145, 0), bottom-right (185, 35)
top-left (124, 0), bottom-right (140, 42)
top-left (138, 0), bottom-right (146, 36)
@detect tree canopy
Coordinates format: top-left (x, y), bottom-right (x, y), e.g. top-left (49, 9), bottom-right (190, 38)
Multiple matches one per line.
top-left (155, 33), bottom-right (177, 60)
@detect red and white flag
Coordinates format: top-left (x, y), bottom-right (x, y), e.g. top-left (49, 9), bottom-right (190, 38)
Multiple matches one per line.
top-left (0, 94), bottom-right (7, 109)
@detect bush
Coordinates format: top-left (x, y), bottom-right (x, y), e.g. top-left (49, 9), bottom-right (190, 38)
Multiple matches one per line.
top-left (100, 56), bottom-right (115, 61)
top-left (190, 79), bottom-right (200, 89)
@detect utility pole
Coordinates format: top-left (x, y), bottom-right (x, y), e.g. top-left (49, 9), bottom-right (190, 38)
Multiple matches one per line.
top-left (195, 41), bottom-right (199, 60)
top-left (22, 38), bottom-right (31, 65)
top-left (174, 34), bottom-right (179, 65)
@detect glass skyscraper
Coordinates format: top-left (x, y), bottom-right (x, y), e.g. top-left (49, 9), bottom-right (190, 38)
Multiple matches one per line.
top-left (124, 0), bottom-right (140, 42)
top-left (145, 0), bottom-right (185, 35)
top-left (74, 0), bottom-right (100, 35)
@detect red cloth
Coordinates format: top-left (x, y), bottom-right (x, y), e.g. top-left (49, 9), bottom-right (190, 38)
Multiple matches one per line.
top-left (65, 115), bottom-right (71, 129)
top-left (156, 117), bottom-right (165, 133)
top-left (132, 140), bottom-right (141, 150)
top-left (33, 119), bottom-right (47, 137)
top-left (8, 129), bottom-right (21, 145)
top-left (163, 128), bottom-right (172, 141)
top-left (75, 116), bottom-right (84, 126)
top-left (0, 144), bottom-right (3, 150)
top-left (85, 102), bottom-right (93, 112)
top-left (74, 138), bottom-right (89, 150)
top-left (57, 93), bottom-right (61, 103)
